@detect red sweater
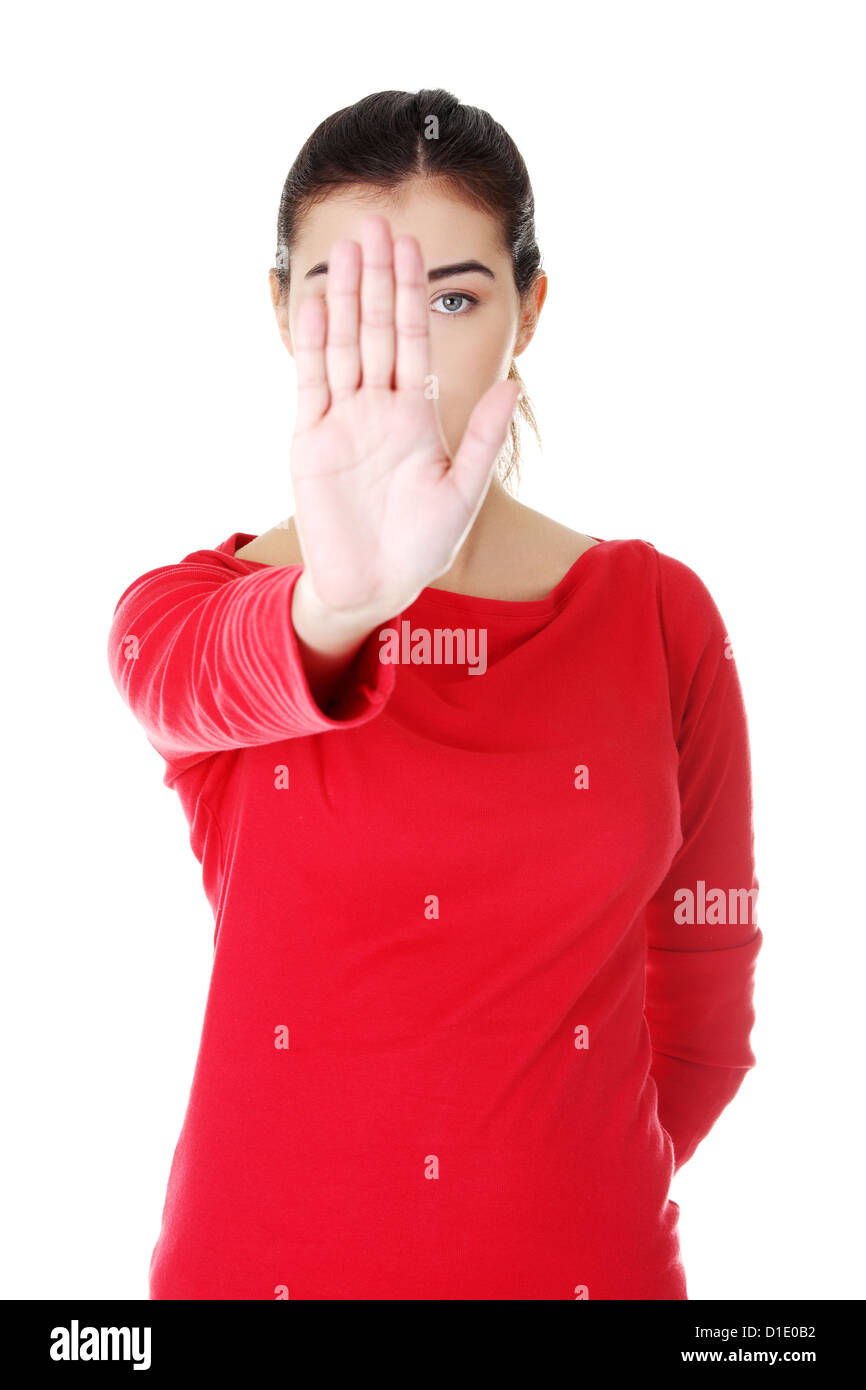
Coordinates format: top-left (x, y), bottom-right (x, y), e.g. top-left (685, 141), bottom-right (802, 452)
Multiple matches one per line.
top-left (107, 531), bottom-right (761, 1300)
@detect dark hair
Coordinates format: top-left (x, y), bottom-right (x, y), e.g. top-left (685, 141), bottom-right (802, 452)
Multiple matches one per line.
top-left (273, 88), bottom-right (543, 495)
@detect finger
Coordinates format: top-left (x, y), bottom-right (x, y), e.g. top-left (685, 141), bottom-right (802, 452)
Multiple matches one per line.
top-left (394, 234), bottom-right (431, 393)
top-left (359, 215), bottom-right (395, 390)
top-left (324, 237), bottom-right (361, 401)
top-left (446, 380), bottom-right (523, 510)
top-left (293, 295), bottom-right (329, 435)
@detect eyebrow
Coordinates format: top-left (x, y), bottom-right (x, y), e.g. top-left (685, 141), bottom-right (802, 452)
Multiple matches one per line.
top-left (303, 259), bottom-right (496, 282)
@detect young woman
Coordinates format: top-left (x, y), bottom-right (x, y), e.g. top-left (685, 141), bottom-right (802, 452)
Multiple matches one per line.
top-left (108, 88), bottom-right (762, 1300)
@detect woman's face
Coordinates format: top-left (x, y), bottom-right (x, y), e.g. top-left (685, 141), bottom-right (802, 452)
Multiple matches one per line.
top-left (273, 180), bottom-right (546, 460)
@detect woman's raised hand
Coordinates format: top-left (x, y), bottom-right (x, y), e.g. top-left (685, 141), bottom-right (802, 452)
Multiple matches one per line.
top-left (288, 215), bottom-right (521, 623)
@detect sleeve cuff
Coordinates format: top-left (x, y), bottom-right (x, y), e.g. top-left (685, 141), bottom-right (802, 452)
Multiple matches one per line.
top-left (283, 568), bottom-right (397, 729)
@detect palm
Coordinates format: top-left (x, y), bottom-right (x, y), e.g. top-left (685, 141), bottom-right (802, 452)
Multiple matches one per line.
top-left (293, 386), bottom-right (467, 609)
top-left (286, 216), bottom-right (521, 618)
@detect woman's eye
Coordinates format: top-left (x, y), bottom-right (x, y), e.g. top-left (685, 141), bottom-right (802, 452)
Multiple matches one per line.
top-left (430, 292), bottom-right (478, 316)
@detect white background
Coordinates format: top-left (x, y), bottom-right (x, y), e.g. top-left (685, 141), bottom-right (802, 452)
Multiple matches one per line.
top-left (2, 0), bottom-right (863, 1300)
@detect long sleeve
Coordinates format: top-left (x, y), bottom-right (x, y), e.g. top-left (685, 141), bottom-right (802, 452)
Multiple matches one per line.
top-left (643, 549), bottom-right (762, 1174)
top-left (107, 552), bottom-right (396, 772)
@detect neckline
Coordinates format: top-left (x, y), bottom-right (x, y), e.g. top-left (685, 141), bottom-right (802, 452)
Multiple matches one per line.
top-left (408, 537), bottom-right (610, 616)
top-left (225, 533), bottom-right (613, 617)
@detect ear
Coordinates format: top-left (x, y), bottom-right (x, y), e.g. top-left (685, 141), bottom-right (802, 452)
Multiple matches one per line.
top-left (269, 267), bottom-right (294, 358)
top-left (513, 272), bottom-right (548, 360)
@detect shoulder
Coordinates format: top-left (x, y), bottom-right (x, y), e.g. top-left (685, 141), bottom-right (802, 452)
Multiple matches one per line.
top-left (643, 544), bottom-right (741, 723)
top-left (646, 543), bottom-right (728, 639)
top-left (508, 503), bottom-right (602, 578)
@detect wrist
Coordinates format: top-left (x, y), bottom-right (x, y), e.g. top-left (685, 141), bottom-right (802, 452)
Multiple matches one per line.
top-left (292, 569), bottom-right (388, 656)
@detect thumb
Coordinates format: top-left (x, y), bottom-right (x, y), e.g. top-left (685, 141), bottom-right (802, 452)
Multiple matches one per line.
top-left (447, 380), bottom-right (523, 508)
